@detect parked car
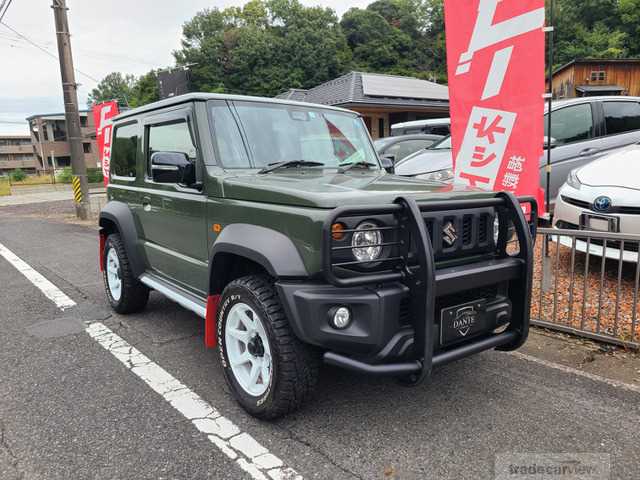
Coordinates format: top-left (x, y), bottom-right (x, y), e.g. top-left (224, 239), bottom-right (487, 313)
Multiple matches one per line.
top-left (390, 117), bottom-right (451, 137)
top-left (553, 143), bottom-right (640, 262)
top-left (393, 96), bottom-right (640, 211)
top-left (394, 135), bottom-right (454, 182)
top-left (374, 134), bottom-right (444, 163)
top-left (99, 93), bottom-right (536, 419)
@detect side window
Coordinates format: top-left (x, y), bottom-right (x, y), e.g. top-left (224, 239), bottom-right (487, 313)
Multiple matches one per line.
top-left (544, 104), bottom-right (593, 145)
top-left (603, 102), bottom-right (640, 135)
top-left (111, 123), bottom-right (138, 178)
top-left (147, 120), bottom-right (196, 176)
top-left (387, 140), bottom-right (432, 161)
top-left (210, 103), bottom-right (250, 168)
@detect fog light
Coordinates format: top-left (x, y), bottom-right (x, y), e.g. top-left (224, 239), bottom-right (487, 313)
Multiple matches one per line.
top-left (329, 306), bottom-right (351, 329)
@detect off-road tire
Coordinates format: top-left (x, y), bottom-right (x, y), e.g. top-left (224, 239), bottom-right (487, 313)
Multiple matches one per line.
top-left (217, 275), bottom-right (320, 419)
top-left (102, 233), bottom-right (149, 314)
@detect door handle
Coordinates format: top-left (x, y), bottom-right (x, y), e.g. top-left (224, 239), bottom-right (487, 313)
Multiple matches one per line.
top-left (579, 148), bottom-right (600, 157)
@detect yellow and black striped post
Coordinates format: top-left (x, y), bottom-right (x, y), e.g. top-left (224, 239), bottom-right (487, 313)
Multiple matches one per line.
top-left (71, 176), bottom-right (83, 205)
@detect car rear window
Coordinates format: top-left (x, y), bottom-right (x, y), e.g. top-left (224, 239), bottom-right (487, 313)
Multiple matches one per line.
top-left (111, 123), bottom-right (138, 179)
top-left (603, 101), bottom-right (640, 135)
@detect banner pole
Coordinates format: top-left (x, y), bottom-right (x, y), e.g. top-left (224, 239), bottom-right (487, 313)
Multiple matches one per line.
top-left (545, 0), bottom-right (554, 221)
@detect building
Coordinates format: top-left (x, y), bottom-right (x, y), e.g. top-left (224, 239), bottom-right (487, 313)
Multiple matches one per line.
top-left (0, 135), bottom-right (38, 174)
top-left (276, 71), bottom-right (449, 139)
top-left (26, 111), bottom-right (99, 171)
top-left (549, 58), bottom-right (640, 99)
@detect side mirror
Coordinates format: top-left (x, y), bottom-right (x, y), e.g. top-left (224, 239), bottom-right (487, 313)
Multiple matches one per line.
top-left (151, 151), bottom-right (195, 185)
top-left (380, 155), bottom-right (395, 173)
top-left (543, 136), bottom-right (558, 149)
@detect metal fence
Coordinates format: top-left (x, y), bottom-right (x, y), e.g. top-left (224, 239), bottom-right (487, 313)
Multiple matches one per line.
top-left (531, 227), bottom-right (640, 349)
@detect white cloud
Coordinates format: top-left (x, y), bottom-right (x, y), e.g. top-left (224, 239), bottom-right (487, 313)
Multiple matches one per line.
top-left (0, 0), bottom-right (370, 135)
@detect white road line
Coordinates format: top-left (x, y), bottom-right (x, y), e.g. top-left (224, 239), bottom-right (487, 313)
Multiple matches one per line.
top-left (0, 243), bottom-right (301, 479)
top-left (509, 351), bottom-right (640, 395)
top-left (0, 241), bottom-right (76, 310)
top-left (86, 322), bottom-right (301, 480)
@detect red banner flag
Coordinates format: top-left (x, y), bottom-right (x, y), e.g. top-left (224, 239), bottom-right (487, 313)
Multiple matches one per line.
top-left (444, 0), bottom-right (546, 214)
top-left (92, 101), bottom-right (119, 187)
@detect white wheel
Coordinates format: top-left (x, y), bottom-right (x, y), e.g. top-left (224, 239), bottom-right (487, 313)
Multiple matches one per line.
top-left (225, 302), bottom-right (272, 397)
top-left (106, 247), bottom-right (122, 301)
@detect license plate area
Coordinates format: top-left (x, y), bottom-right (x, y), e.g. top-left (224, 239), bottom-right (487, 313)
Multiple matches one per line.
top-left (440, 299), bottom-right (488, 346)
top-left (579, 212), bottom-right (619, 232)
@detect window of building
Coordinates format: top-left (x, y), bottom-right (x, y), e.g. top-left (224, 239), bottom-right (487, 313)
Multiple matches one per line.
top-left (590, 70), bottom-right (606, 82)
top-left (147, 120), bottom-right (196, 177)
top-left (111, 123), bottom-right (138, 178)
top-left (378, 118), bottom-right (385, 138)
top-left (80, 116), bottom-right (87, 127)
top-left (544, 103), bottom-right (593, 145)
top-left (603, 101), bottom-right (640, 135)
top-left (83, 143), bottom-right (91, 154)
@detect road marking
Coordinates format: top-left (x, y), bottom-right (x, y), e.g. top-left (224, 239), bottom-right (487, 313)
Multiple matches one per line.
top-left (0, 243), bottom-right (301, 479)
top-left (0, 241), bottom-right (76, 310)
top-left (86, 322), bottom-right (301, 480)
top-left (510, 351), bottom-right (640, 395)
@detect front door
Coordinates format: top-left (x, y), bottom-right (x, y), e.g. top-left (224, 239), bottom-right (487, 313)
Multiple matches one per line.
top-left (136, 107), bottom-right (208, 297)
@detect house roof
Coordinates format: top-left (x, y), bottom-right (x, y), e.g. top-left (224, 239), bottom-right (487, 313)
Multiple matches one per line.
top-left (575, 85), bottom-right (626, 93)
top-left (553, 58), bottom-right (640, 76)
top-left (26, 110), bottom-right (90, 122)
top-left (276, 71), bottom-right (449, 109)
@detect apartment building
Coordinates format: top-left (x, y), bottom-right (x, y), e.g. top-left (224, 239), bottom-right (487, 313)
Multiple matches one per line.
top-left (26, 111), bottom-right (98, 171)
top-left (0, 135), bottom-right (38, 174)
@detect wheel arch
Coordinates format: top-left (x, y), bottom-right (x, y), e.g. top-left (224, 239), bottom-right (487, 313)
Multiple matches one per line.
top-left (99, 201), bottom-right (145, 278)
top-left (208, 223), bottom-right (308, 295)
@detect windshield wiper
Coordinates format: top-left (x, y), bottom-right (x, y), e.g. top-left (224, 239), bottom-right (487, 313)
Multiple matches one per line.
top-left (258, 160), bottom-right (324, 174)
top-left (337, 160), bottom-right (378, 173)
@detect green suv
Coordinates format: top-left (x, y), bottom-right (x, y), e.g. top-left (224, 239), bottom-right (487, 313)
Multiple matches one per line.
top-left (99, 93), bottom-right (536, 419)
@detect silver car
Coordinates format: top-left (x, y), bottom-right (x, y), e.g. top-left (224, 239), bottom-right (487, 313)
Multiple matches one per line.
top-left (394, 96), bottom-right (640, 210)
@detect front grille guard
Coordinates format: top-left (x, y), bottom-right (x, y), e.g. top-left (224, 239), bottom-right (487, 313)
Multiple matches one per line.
top-left (321, 192), bottom-right (537, 383)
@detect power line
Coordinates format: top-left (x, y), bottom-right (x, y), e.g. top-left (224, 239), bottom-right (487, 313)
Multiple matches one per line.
top-left (0, 0), bottom-right (11, 23)
top-left (0, 21), bottom-right (99, 83)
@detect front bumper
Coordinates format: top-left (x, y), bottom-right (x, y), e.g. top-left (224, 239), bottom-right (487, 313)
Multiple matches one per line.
top-left (281, 193), bottom-right (536, 382)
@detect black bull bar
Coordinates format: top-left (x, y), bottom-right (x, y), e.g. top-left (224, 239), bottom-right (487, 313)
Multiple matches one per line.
top-left (321, 192), bottom-right (537, 384)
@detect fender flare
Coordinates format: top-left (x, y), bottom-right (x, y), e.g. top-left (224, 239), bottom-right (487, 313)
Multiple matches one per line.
top-left (208, 224), bottom-right (308, 292)
top-left (99, 201), bottom-right (145, 278)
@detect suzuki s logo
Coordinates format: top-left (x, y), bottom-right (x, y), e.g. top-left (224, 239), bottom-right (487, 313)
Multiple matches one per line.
top-left (453, 306), bottom-right (477, 337)
top-left (593, 196), bottom-right (612, 212)
top-left (443, 221), bottom-right (458, 247)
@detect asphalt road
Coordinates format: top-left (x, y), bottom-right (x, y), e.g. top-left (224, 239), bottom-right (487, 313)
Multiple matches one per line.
top-left (1, 207), bottom-right (639, 479)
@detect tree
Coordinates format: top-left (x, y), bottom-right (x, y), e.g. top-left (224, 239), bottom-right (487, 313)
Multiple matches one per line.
top-left (174, 0), bottom-right (351, 97)
top-left (87, 72), bottom-right (135, 107)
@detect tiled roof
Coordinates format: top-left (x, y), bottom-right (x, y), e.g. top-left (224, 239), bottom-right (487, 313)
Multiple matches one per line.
top-left (276, 71), bottom-right (449, 108)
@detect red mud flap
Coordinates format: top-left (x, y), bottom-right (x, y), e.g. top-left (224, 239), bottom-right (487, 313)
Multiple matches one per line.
top-left (99, 231), bottom-right (106, 272)
top-left (205, 295), bottom-right (220, 348)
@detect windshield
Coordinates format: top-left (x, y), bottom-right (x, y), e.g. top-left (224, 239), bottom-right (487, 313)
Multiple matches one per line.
top-left (211, 101), bottom-right (379, 169)
top-left (431, 135), bottom-right (451, 150)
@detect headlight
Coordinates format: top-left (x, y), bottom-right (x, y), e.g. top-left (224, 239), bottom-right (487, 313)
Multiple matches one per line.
top-left (415, 169), bottom-right (454, 182)
top-left (566, 169), bottom-right (582, 190)
top-left (351, 221), bottom-right (382, 262)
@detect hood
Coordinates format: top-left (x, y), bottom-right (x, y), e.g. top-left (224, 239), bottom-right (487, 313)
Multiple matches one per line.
top-left (222, 170), bottom-right (487, 209)
top-left (577, 144), bottom-right (640, 190)
top-left (394, 149), bottom-right (453, 176)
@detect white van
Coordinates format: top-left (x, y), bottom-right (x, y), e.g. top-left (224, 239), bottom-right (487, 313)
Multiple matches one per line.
top-left (390, 118), bottom-right (450, 137)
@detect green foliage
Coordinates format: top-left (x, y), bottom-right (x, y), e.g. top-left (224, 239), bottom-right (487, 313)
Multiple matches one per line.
top-left (91, 0), bottom-right (640, 102)
top-left (87, 168), bottom-right (104, 184)
top-left (9, 168), bottom-right (26, 182)
top-left (87, 70), bottom-right (160, 108)
top-left (56, 167), bottom-right (73, 184)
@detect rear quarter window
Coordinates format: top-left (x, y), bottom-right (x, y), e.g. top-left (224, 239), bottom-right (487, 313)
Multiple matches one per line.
top-left (111, 123), bottom-right (138, 178)
top-left (603, 101), bottom-right (640, 135)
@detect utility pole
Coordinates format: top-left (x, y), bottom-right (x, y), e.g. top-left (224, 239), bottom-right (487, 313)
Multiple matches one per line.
top-left (51, 0), bottom-right (88, 219)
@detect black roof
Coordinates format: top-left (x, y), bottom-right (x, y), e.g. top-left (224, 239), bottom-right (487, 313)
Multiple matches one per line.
top-left (113, 92), bottom-right (351, 122)
top-left (276, 71), bottom-right (449, 109)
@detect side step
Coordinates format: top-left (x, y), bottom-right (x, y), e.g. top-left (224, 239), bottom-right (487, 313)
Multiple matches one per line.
top-left (139, 273), bottom-right (207, 318)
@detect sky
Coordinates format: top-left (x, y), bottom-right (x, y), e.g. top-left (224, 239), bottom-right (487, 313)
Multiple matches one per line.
top-left (0, 0), bottom-right (370, 136)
